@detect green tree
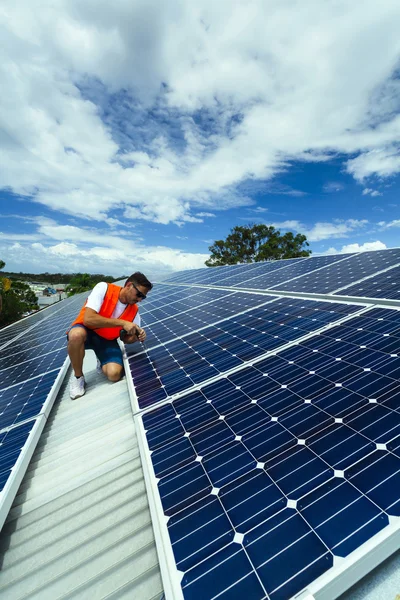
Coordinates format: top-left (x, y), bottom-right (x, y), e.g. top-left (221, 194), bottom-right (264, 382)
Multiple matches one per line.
top-left (66, 273), bottom-right (94, 296)
top-left (205, 224), bottom-right (311, 267)
top-left (0, 261), bottom-right (40, 327)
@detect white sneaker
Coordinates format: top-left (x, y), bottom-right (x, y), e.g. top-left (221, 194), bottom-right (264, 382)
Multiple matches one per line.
top-left (70, 376), bottom-right (86, 400)
top-left (96, 359), bottom-right (103, 374)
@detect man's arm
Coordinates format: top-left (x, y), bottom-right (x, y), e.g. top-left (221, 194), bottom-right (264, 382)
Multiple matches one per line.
top-left (83, 307), bottom-right (138, 335)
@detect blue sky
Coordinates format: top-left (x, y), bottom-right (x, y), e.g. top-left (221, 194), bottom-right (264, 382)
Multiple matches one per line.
top-left (1, 0), bottom-right (400, 280)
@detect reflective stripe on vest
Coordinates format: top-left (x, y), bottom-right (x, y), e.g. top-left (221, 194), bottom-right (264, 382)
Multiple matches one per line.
top-left (68, 283), bottom-right (138, 340)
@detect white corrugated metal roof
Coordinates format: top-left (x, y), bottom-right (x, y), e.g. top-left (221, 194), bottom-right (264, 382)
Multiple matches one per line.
top-left (0, 352), bottom-right (163, 600)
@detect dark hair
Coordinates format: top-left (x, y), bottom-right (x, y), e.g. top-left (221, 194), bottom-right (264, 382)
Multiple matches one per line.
top-left (125, 272), bottom-right (153, 290)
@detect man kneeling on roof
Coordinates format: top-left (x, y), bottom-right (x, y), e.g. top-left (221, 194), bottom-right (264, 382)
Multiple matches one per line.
top-left (67, 272), bottom-right (153, 400)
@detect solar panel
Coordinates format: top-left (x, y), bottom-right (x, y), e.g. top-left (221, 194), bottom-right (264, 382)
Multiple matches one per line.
top-left (141, 291), bottom-right (278, 349)
top-left (217, 259), bottom-right (305, 287)
top-left (0, 292), bottom-right (86, 528)
top-left (128, 297), bottom-right (364, 411)
top-left (271, 248), bottom-right (400, 294)
top-left (132, 302), bottom-right (400, 600)
top-left (0, 417), bottom-right (47, 531)
top-left (0, 297), bottom-right (72, 350)
top-left (158, 248), bottom-right (400, 301)
top-left (142, 287), bottom-right (234, 325)
top-left (233, 254), bottom-right (353, 291)
top-left (333, 263), bottom-right (400, 300)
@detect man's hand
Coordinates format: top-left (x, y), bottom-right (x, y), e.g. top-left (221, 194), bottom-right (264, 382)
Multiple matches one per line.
top-left (121, 325), bottom-right (146, 343)
top-left (136, 327), bottom-right (146, 342)
top-left (121, 321), bottom-right (138, 335)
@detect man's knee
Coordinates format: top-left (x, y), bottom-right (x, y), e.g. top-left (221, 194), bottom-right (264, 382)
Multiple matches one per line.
top-left (104, 363), bottom-right (123, 382)
top-left (68, 327), bottom-right (87, 344)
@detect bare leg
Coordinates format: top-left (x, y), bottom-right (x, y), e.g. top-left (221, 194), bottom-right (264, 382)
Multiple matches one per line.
top-left (67, 327), bottom-right (87, 377)
top-left (102, 362), bottom-right (124, 382)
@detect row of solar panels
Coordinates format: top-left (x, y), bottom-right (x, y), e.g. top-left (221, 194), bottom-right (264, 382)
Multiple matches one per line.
top-left (122, 252), bottom-right (400, 600)
top-left (0, 294), bottom-right (85, 528)
top-left (159, 248), bottom-right (400, 300)
top-left (1, 249), bottom-right (399, 599)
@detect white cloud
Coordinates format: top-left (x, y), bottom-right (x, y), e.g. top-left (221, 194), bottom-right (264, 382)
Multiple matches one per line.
top-left (269, 219), bottom-right (368, 242)
top-left (0, 232), bottom-right (42, 242)
top-left (1, 220), bottom-right (208, 278)
top-left (249, 206), bottom-right (269, 213)
top-left (362, 188), bottom-right (382, 196)
top-left (1, 0), bottom-right (400, 230)
top-left (383, 219), bottom-right (400, 228)
top-left (323, 182), bottom-right (344, 193)
top-left (322, 241), bottom-right (387, 254)
top-left (347, 148), bottom-right (400, 181)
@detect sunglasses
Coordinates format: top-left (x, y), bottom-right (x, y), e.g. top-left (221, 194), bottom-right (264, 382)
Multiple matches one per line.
top-left (131, 282), bottom-right (147, 300)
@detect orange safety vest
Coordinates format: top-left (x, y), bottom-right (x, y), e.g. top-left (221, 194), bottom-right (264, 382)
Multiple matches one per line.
top-left (69, 283), bottom-right (139, 340)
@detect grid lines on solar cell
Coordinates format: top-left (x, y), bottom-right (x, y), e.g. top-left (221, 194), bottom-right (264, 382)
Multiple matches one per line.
top-left (272, 248), bottom-right (400, 294)
top-left (229, 254), bottom-right (352, 291)
top-left (142, 288), bottom-right (233, 325)
top-left (0, 371), bottom-right (59, 430)
top-left (333, 263), bottom-right (400, 300)
top-left (130, 298), bottom-right (362, 410)
top-left (162, 262), bottom-right (267, 285)
top-left (0, 295), bottom-right (84, 394)
top-left (0, 347), bottom-right (67, 391)
top-left (0, 299), bottom-right (68, 349)
top-left (0, 334), bottom-right (66, 370)
top-left (138, 304), bottom-right (400, 600)
top-left (140, 285), bottom-right (212, 315)
top-left (141, 292), bottom-right (277, 350)
top-left (212, 258), bottom-right (304, 287)
top-left (0, 420), bottom-right (37, 493)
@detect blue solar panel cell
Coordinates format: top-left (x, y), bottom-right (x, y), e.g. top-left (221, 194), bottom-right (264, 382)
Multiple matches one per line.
top-left (0, 370), bottom-right (59, 429)
top-left (0, 348), bottom-right (67, 391)
top-left (203, 440), bottom-right (257, 488)
top-left (0, 420), bottom-right (36, 492)
top-left (159, 461), bottom-right (212, 516)
top-left (347, 451), bottom-right (400, 516)
top-left (243, 421), bottom-right (297, 463)
top-left (308, 424), bottom-right (376, 470)
top-left (182, 543), bottom-right (266, 600)
top-left (244, 509), bottom-right (333, 600)
top-left (266, 445), bottom-right (333, 499)
top-left (344, 404), bottom-right (400, 444)
top-left (219, 469), bottom-right (287, 532)
top-left (298, 479), bottom-right (388, 557)
top-left (169, 494), bottom-right (234, 572)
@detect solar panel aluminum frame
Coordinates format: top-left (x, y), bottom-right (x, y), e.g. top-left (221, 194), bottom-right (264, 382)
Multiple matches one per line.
top-left (178, 284), bottom-right (400, 311)
top-left (134, 411), bottom-right (400, 600)
top-left (120, 339), bottom-right (143, 417)
top-left (0, 355), bottom-right (70, 530)
top-left (39, 354), bottom-right (70, 418)
top-left (0, 416), bottom-right (46, 531)
top-left (297, 521), bottom-right (400, 600)
top-left (134, 413), bottom-right (185, 600)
